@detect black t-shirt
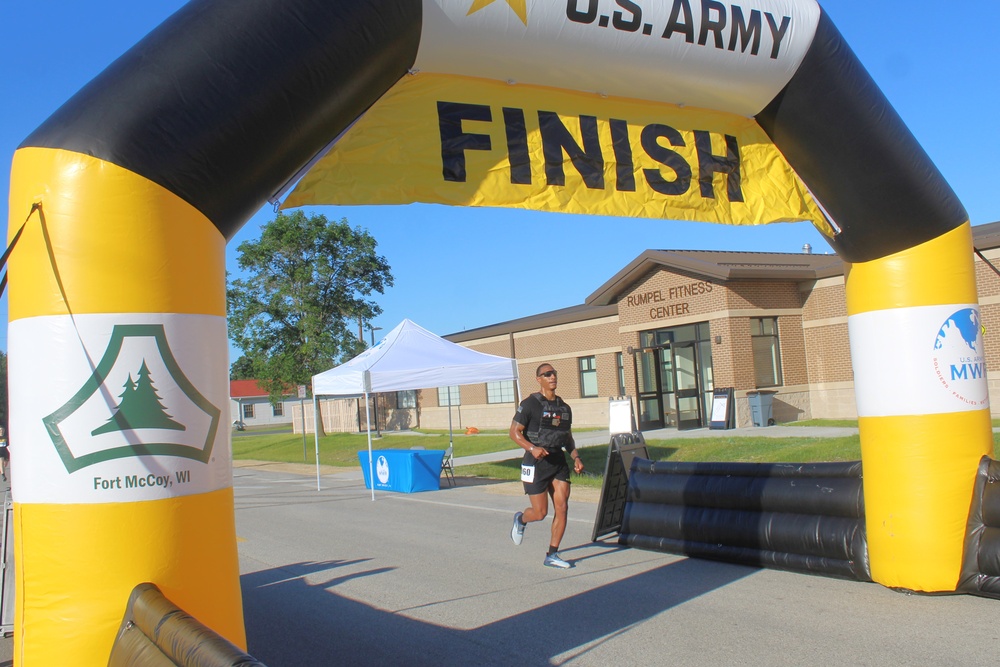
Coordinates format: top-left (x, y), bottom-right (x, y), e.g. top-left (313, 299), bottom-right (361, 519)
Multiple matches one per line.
top-left (513, 392), bottom-right (574, 452)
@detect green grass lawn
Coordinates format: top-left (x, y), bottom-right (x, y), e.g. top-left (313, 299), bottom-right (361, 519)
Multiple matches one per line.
top-left (233, 429), bottom-right (1000, 490)
top-left (780, 418), bottom-right (859, 428)
top-left (232, 431), bottom-right (514, 467)
top-left (455, 435), bottom-right (866, 488)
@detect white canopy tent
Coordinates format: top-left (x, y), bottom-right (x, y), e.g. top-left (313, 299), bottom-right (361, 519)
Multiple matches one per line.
top-left (310, 319), bottom-right (521, 497)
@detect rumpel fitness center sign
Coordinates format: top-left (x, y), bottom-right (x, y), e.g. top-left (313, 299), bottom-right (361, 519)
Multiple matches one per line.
top-left (626, 280), bottom-right (713, 319)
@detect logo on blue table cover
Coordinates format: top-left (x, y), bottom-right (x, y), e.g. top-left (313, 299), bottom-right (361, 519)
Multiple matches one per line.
top-left (932, 307), bottom-right (988, 407)
top-left (376, 455), bottom-right (390, 484)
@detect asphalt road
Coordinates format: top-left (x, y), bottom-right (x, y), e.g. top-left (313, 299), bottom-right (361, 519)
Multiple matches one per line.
top-left (234, 464), bottom-right (998, 667)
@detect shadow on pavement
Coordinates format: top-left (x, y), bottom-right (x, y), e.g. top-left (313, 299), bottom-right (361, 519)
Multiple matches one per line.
top-left (242, 556), bottom-right (754, 666)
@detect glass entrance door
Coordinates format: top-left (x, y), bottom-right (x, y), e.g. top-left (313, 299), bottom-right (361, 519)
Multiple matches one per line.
top-left (635, 345), bottom-right (679, 430)
top-left (633, 322), bottom-right (712, 431)
top-left (635, 347), bottom-right (663, 430)
top-left (671, 342), bottom-right (703, 430)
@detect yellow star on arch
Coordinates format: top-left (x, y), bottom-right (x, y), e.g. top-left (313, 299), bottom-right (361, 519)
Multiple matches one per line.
top-left (468, 0), bottom-right (528, 26)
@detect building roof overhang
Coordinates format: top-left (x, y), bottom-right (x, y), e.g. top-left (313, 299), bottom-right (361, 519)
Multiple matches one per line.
top-left (447, 222), bottom-right (1000, 340)
top-left (585, 248), bottom-right (845, 306)
top-left (446, 302), bottom-right (618, 344)
top-left (972, 220), bottom-right (1000, 251)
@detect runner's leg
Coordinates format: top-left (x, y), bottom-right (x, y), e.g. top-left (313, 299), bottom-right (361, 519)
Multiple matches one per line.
top-left (548, 479), bottom-right (571, 549)
top-left (522, 492), bottom-right (549, 523)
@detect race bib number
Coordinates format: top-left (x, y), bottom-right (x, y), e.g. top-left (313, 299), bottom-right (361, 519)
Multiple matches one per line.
top-left (521, 464), bottom-right (535, 483)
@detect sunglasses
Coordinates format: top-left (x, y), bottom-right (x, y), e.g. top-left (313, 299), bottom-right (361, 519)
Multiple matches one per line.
top-left (538, 370), bottom-right (557, 378)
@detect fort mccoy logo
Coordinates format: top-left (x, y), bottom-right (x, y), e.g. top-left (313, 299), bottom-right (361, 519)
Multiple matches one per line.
top-left (43, 324), bottom-right (221, 474)
top-left (932, 308), bottom-right (989, 408)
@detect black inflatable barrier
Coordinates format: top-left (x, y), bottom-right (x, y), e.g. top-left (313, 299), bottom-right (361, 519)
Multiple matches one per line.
top-left (107, 583), bottom-right (266, 667)
top-left (958, 456), bottom-right (1000, 599)
top-left (619, 459), bottom-right (871, 582)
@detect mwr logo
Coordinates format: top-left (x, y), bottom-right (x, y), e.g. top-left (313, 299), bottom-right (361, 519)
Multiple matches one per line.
top-left (932, 308), bottom-right (989, 407)
top-left (376, 455), bottom-right (391, 484)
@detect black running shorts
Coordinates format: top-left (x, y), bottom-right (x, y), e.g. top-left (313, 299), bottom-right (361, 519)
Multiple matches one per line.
top-left (520, 449), bottom-right (570, 495)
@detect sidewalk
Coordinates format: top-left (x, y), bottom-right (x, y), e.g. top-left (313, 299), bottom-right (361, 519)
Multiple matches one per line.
top-left (234, 424), bottom-right (862, 483)
top-left (453, 424), bottom-right (859, 466)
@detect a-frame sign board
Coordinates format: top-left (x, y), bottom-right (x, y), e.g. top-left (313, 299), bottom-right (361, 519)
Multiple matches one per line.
top-left (592, 397), bottom-right (649, 542)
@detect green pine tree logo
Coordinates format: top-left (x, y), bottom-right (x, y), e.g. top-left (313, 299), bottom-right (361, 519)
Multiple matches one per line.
top-left (45, 324), bottom-right (220, 473)
top-left (91, 360), bottom-right (186, 435)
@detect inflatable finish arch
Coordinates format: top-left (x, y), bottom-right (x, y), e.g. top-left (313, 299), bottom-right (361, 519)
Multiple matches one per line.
top-left (6, 0), bottom-right (989, 662)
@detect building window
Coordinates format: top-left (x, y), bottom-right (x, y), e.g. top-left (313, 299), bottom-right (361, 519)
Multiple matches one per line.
top-left (616, 352), bottom-right (626, 396)
top-left (397, 390), bottom-right (417, 409)
top-left (272, 402), bottom-right (283, 417)
top-left (242, 403), bottom-right (255, 419)
top-left (437, 386), bottom-right (461, 407)
top-left (579, 356), bottom-right (598, 398)
top-left (751, 317), bottom-right (783, 387)
top-left (487, 380), bottom-right (515, 404)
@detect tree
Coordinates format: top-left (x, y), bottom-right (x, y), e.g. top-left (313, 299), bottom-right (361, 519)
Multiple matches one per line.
top-left (227, 211), bottom-right (392, 401)
top-left (229, 355), bottom-right (255, 380)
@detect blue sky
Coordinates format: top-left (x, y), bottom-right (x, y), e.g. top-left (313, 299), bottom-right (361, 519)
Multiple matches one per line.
top-left (2, 1), bottom-right (998, 359)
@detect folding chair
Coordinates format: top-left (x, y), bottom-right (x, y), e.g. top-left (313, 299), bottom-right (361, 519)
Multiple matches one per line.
top-left (440, 445), bottom-right (455, 487)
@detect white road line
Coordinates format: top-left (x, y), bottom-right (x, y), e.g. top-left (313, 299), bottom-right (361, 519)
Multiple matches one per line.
top-left (381, 494), bottom-right (593, 524)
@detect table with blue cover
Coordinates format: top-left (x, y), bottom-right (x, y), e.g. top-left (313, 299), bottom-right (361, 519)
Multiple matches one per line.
top-left (358, 449), bottom-right (445, 493)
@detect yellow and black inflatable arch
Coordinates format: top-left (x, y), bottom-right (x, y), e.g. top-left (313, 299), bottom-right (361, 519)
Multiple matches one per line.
top-left (6, 0), bottom-right (989, 663)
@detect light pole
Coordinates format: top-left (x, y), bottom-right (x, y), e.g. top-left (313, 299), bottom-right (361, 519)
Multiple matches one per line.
top-left (368, 325), bottom-right (382, 346)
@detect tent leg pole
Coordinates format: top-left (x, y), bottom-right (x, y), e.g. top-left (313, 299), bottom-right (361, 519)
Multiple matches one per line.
top-left (447, 394), bottom-right (454, 451)
top-left (365, 392), bottom-right (374, 501)
top-left (313, 396), bottom-right (321, 491)
top-left (512, 359), bottom-right (522, 403)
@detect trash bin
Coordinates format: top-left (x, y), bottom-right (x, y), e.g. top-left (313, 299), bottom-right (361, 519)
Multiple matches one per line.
top-left (747, 390), bottom-right (777, 427)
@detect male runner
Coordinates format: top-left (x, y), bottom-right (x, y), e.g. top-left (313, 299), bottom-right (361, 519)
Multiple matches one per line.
top-left (508, 362), bottom-right (584, 568)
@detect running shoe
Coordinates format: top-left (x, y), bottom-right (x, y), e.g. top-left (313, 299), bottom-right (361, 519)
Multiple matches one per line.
top-left (543, 552), bottom-right (572, 569)
top-left (511, 511), bottom-right (525, 545)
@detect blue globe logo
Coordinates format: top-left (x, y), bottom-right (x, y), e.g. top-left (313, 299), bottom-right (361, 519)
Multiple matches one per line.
top-left (934, 308), bottom-right (981, 354)
top-left (376, 455), bottom-right (390, 484)
top-left (932, 308), bottom-right (987, 406)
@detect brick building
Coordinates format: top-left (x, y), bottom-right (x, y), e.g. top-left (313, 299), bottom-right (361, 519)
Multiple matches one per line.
top-left (317, 222), bottom-right (1000, 433)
